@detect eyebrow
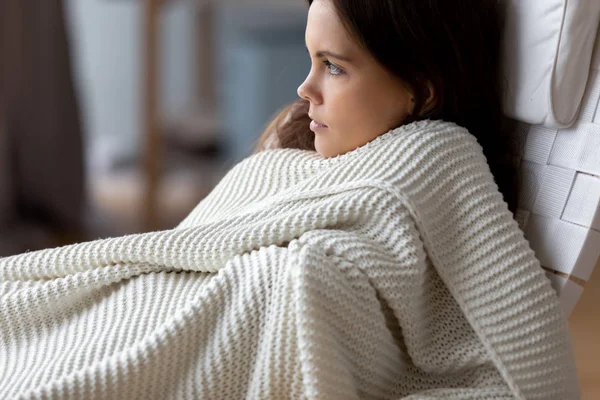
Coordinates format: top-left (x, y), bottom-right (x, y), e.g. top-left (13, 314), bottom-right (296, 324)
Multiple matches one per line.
top-left (305, 46), bottom-right (352, 62)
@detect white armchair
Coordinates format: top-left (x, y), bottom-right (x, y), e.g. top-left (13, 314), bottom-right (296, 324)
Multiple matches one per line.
top-left (503, 0), bottom-right (600, 316)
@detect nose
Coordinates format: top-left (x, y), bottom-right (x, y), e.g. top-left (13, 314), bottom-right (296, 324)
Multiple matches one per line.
top-left (296, 80), bottom-right (308, 100)
top-left (297, 80), bottom-right (309, 100)
top-left (297, 72), bottom-right (322, 105)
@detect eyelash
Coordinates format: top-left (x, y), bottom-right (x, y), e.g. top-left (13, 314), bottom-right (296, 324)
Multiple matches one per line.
top-left (323, 60), bottom-right (344, 76)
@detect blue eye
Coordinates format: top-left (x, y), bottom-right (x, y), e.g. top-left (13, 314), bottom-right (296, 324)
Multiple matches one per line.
top-left (324, 60), bottom-right (344, 76)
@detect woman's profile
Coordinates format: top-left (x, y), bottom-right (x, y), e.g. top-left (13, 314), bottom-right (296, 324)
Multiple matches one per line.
top-left (0, 0), bottom-right (580, 399)
top-left (256, 0), bottom-right (518, 216)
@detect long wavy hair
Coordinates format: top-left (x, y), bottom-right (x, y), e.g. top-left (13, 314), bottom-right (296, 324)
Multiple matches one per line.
top-left (254, 0), bottom-right (520, 214)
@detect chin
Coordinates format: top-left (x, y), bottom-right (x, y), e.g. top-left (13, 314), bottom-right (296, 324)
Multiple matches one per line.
top-left (318, 149), bottom-right (343, 159)
top-left (314, 138), bottom-right (338, 158)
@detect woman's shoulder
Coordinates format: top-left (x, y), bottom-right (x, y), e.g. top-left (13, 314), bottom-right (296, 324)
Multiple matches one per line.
top-left (339, 120), bottom-right (490, 188)
top-left (350, 120), bottom-right (503, 224)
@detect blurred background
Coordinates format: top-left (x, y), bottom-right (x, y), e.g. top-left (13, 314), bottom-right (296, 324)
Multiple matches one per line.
top-left (0, 0), bottom-right (308, 254)
top-left (0, 0), bottom-right (598, 397)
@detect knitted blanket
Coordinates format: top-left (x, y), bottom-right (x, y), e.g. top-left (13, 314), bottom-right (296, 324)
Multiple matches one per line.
top-left (0, 120), bottom-right (579, 399)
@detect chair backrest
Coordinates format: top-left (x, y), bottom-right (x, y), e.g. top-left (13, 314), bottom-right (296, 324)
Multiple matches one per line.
top-left (502, 0), bottom-right (600, 316)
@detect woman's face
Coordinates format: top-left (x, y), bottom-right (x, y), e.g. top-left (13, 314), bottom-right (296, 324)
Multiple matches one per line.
top-left (297, 0), bottom-right (414, 158)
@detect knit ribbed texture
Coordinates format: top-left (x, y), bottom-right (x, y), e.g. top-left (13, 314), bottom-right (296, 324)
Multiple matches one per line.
top-left (0, 120), bottom-right (579, 399)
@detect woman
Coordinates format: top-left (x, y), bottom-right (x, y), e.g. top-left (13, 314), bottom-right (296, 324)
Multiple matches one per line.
top-left (256, 0), bottom-right (518, 216)
top-left (0, 0), bottom-right (579, 398)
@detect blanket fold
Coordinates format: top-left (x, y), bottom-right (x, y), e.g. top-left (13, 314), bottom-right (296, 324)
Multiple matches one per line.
top-left (0, 120), bottom-right (579, 399)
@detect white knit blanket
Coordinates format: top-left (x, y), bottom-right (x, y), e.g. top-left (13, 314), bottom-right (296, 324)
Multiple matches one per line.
top-left (0, 120), bottom-right (580, 399)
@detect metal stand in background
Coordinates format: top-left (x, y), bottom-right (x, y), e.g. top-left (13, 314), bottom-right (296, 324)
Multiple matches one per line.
top-left (197, 1), bottom-right (216, 120)
top-left (142, 0), bottom-right (161, 232)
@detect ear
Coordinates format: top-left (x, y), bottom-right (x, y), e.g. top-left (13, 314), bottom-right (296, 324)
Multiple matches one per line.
top-left (419, 80), bottom-right (437, 116)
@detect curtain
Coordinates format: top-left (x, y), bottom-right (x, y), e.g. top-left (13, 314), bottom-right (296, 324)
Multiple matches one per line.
top-left (0, 0), bottom-right (87, 257)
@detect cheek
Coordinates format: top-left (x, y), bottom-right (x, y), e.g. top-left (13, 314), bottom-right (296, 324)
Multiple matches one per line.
top-left (317, 77), bottom-right (408, 157)
top-left (344, 84), bottom-right (411, 135)
top-left (318, 89), bottom-right (382, 157)
top-left (326, 85), bottom-right (372, 130)
top-left (333, 92), bottom-right (383, 137)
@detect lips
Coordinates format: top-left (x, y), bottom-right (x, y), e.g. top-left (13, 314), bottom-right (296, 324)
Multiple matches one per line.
top-left (310, 120), bottom-right (328, 132)
top-left (309, 115), bottom-right (328, 132)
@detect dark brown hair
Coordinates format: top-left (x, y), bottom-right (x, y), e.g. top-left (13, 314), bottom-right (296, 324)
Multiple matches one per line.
top-left (254, 0), bottom-right (520, 214)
